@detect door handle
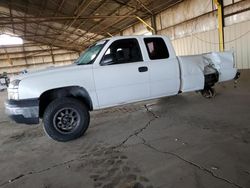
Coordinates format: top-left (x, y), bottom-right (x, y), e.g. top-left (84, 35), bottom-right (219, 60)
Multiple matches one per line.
top-left (138, 66), bottom-right (148, 73)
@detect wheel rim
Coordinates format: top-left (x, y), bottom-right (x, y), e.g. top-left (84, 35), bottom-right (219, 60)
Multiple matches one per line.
top-left (53, 108), bottom-right (81, 134)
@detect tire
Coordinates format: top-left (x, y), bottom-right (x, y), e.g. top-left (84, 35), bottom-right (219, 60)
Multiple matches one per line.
top-left (43, 97), bottom-right (90, 142)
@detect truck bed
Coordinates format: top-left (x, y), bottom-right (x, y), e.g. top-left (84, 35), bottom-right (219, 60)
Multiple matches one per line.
top-left (178, 51), bottom-right (237, 92)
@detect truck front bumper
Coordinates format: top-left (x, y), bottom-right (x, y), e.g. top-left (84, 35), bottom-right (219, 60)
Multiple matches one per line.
top-left (5, 99), bottom-right (40, 125)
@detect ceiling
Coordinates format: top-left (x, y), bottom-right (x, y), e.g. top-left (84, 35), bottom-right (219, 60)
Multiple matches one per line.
top-left (0, 0), bottom-right (181, 52)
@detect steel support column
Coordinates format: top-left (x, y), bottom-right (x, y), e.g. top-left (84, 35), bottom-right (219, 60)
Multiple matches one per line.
top-left (151, 14), bottom-right (157, 34)
top-left (214, 0), bottom-right (225, 52)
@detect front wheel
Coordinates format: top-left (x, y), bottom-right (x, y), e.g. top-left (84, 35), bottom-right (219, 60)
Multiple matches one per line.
top-left (43, 98), bottom-right (90, 142)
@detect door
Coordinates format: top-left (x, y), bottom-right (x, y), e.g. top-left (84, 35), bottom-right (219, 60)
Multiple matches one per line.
top-left (143, 37), bottom-right (180, 98)
top-left (93, 38), bottom-right (150, 108)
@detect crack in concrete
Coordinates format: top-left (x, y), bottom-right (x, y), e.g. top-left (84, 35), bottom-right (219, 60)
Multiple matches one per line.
top-left (112, 105), bottom-right (160, 149)
top-left (137, 135), bottom-right (244, 188)
top-left (0, 152), bottom-right (94, 187)
top-left (2, 104), bottom-right (244, 188)
top-left (128, 105), bottom-right (244, 188)
top-left (144, 104), bottom-right (160, 119)
top-left (0, 105), bottom-right (159, 187)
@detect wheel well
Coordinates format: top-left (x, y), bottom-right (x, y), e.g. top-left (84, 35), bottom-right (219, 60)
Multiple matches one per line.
top-left (39, 86), bottom-right (93, 118)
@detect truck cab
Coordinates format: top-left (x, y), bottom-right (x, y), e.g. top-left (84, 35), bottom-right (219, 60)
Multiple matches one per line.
top-left (92, 36), bottom-right (180, 108)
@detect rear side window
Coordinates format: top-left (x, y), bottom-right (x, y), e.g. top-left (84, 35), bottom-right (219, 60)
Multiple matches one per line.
top-left (144, 37), bottom-right (169, 60)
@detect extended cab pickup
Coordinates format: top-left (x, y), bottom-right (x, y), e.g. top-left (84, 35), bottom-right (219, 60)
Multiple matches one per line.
top-left (5, 35), bottom-right (239, 142)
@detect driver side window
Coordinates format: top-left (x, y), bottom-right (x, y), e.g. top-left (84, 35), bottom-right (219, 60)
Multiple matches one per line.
top-left (101, 39), bottom-right (143, 66)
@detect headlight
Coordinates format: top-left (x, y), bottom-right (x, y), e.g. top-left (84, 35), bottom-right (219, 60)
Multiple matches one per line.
top-left (8, 79), bottom-right (20, 100)
top-left (8, 91), bottom-right (19, 100)
top-left (9, 79), bottom-right (21, 89)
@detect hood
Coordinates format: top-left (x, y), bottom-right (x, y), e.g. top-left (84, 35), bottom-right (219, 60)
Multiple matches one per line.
top-left (11, 64), bottom-right (81, 81)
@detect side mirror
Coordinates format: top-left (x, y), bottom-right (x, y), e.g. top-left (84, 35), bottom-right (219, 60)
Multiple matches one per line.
top-left (101, 54), bottom-right (114, 66)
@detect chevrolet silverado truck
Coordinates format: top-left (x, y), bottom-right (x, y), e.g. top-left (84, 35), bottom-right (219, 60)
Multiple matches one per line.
top-left (5, 35), bottom-right (240, 142)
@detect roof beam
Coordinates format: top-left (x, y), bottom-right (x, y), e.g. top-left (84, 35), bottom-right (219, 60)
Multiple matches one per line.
top-left (68, 0), bottom-right (138, 46)
top-left (43, 0), bottom-right (66, 38)
top-left (0, 15), bottom-right (136, 25)
top-left (135, 0), bottom-right (153, 15)
top-left (7, 0), bottom-right (15, 34)
top-left (2, 25), bottom-right (80, 51)
top-left (76, 0), bottom-right (140, 49)
top-left (49, 0), bottom-right (95, 46)
top-left (113, 0), bottom-right (142, 12)
top-left (0, 1), bottom-right (68, 18)
top-left (67, 0), bottom-right (108, 37)
top-left (33, 0), bottom-right (48, 41)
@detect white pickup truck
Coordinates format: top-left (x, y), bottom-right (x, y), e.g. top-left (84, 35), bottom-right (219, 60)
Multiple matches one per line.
top-left (5, 35), bottom-right (239, 142)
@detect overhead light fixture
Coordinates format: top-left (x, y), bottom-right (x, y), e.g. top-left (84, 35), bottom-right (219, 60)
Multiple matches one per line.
top-left (94, 13), bottom-right (101, 22)
top-left (0, 34), bottom-right (23, 46)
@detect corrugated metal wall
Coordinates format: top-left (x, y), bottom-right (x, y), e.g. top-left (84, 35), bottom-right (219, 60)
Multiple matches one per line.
top-left (1, 0), bottom-right (249, 74)
top-left (171, 20), bottom-right (250, 69)
top-left (171, 20), bottom-right (250, 70)
top-left (171, 29), bottom-right (219, 56)
top-left (0, 42), bottom-right (79, 74)
top-left (225, 20), bottom-right (250, 69)
top-left (121, 0), bottom-right (250, 69)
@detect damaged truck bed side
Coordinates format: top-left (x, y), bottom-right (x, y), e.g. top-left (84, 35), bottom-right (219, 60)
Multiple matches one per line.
top-left (5, 35), bottom-right (239, 141)
top-left (178, 51), bottom-right (238, 98)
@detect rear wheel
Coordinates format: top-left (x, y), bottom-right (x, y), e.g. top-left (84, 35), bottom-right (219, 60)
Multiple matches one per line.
top-left (43, 98), bottom-right (90, 142)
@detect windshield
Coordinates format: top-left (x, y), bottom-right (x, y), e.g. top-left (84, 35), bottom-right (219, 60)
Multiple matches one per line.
top-left (75, 40), bottom-right (108, 65)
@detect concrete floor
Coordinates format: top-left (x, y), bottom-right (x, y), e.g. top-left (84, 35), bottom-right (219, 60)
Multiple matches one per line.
top-left (0, 71), bottom-right (249, 188)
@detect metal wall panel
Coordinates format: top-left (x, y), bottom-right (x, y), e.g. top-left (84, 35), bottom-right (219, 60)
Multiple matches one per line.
top-left (171, 29), bottom-right (219, 56)
top-left (171, 20), bottom-right (250, 69)
top-left (224, 20), bottom-right (250, 69)
top-left (118, 0), bottom-right (250, 70)
top-left (0, 43), bottom-right (79, 74)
